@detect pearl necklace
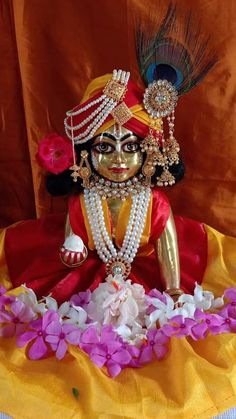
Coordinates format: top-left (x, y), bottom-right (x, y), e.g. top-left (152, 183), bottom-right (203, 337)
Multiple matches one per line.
top-left (88, 174), bottom-right (146, 200)
top-left (84, 187), bottom-right (151, 277)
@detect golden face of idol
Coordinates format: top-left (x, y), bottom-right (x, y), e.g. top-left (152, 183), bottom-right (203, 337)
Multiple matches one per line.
top-left (91, 124), bottom-right (143, 182)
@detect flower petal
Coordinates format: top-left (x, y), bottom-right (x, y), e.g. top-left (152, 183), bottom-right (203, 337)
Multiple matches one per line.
top-left (45, 335), bottom-right (60, 344)
top-left (153, 344), bottom-right (168, 360)
top-left (16, 331), bottom-right (37, 347)
top-left (112, 349), bottom-right (131, 365)
top-left (0, 323), bottom-right (15, 338)
top-left (106, 361), bottom-right (122, 378)
top-left (28, 336), bottom-right (48, 359)
top-left (56, 339), bottom-right (68, 360)
top-left (139, 346), bottom-right (153, 364)
top-left (66, 329), bottom-right (81, 345)
top-left (90, 351), bottom-right (106, 368)
top-left (45, 320), bottom-right (62, 335)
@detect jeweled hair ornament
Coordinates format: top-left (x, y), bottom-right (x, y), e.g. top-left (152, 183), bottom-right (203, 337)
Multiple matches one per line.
top-left (64, 69), bottom-right (130, 144)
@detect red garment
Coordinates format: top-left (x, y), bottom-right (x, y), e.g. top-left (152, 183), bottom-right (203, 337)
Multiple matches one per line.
top-left (4, 190), bottom-right (207, 304)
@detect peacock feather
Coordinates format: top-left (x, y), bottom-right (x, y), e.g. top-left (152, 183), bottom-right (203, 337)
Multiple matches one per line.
top-left (136, 3), bottom-right (217, 95)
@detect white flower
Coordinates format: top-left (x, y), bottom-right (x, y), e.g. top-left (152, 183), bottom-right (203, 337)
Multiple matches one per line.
top-left (210, 296), bottom-right (224, 309)
top-left (146, 293), bottom-right (177, 328)
top-left (45, 296), bottom-right (70, 319)
top-left (18, 286), bottom-right (46, 315)
top-left (63, 306), bottom-right (88, 329)
top-left (178, 283), bottom-right (215, 311)
top-left (116, 322), bottom-right (147, 345)
top-left (86, 275), bottom-right (147, 329)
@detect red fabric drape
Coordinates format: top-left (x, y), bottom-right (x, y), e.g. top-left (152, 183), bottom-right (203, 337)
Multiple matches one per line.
top-left (0, 0), bottom-right (236, 236)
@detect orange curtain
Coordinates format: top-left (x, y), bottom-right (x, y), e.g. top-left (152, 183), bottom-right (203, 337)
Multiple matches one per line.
top-left (0, 0), bottom-right (236, 236)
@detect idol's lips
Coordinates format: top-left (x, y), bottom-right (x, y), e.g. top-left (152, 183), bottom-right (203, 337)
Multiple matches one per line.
top-left (109, 167), bottom-right (129, 173)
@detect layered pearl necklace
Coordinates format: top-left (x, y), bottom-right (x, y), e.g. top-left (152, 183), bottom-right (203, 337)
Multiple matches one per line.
top-left (88, 174), bottom-right (146, 200)
top-left (84, 187), bottom-right (151, 277)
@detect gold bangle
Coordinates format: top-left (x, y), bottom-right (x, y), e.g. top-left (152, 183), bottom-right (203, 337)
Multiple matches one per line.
top-left (165, 288), bottom-right (183, 297)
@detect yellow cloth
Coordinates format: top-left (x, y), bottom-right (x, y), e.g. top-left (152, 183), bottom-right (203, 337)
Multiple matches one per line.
top-left (0, 225), bottom-right (236, 418)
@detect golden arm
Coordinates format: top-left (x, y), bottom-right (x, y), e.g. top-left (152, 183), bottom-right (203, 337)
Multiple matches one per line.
top-left (155, 209), bottom-right (183, 297)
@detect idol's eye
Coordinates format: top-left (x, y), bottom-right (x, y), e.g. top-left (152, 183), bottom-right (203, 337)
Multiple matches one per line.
top-left (93, 142), bottom-right (114, 154)
top-left (122, 142), bottom-right (140, 153)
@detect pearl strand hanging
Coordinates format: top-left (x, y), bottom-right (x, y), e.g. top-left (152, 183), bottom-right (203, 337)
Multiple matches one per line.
top-left (64, 69), bottom-right (130, 144)
top-left (84, 187), bottom-right (151, 277)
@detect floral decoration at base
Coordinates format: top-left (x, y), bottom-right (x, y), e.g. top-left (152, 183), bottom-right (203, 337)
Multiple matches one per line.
top-left (1, 278), bottom-right (236, 378)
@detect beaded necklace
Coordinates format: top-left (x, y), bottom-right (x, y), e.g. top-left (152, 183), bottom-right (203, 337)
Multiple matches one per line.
top-left (84, 187), bottom-right (151, 277)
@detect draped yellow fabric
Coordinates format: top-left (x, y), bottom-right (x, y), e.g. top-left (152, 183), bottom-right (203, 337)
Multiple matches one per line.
top-left (1, 224), bottom-right (236, 418)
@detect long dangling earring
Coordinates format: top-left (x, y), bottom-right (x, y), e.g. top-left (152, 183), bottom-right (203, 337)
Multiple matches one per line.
top-left (77, 150), bottom-right (92, 187)
top-left (141, 120), bottom-right (166, 186)
top-left (156, 110), bottom-right (179, 186)
top-left (69, 115), bottom-right (92, 187)
top-left (69, 115), bottom-right (80, 182)
top-left (165, 110), bottom-right (180, 165)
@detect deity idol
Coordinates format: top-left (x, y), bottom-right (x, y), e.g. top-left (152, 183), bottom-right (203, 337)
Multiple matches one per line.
top-left (3, 6), bottom-right (216, 302)
top-left (1, 6), bottom-right (236, 418)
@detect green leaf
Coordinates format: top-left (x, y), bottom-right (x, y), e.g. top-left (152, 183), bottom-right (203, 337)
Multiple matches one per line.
top-left (72, 387), bottom-right (79, 400)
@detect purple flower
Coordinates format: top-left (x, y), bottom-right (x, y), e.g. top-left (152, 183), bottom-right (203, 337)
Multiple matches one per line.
top-left (100, 324), bottom-right (117, 343)
top-left (146, 289), bottom-right (167, 315)
top-left (191, 309), bottom-right (225, 340)
top-left (148, 289), bottom-right (167, 302)
top-left (224, 288), bottom-right (236, 319)
top-left (70, 290), bottom-right (91, 309)
top-left (119, 340), bottom-right (141, 368)
top-left (162, 315), bottom-right (196, 338)
top-left (214, 307), bottom-right (236, 333)
top-left (0, 300), bottom-right (36, 338)
top-left (45, 321), bottom-right (81, 360)
top-left (139, 329), bottom-right (169, 364)
top-left (90, 341), bottom-right (131, 377)
top-left (16, 310), bottom-right (58, 359)
top-left (79, 326), bottom-right (100, 354)
top-left (0, 286), bottom-right (15, 308)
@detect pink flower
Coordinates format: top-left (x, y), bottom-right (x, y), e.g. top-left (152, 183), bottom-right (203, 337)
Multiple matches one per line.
top-left (224, 288), bottom-right (236, 319)
top-left (70, 290), bottom-right (91, 309)
top-left (0, 300), bottom-right (36, 338)
top-left (215, 307), bottom-right (236, 333)
top-left (119, 340), bottom-right (141, 368)
top-left (90, 341), bottom-right (131, 378)
top-left (36, 133), bottom-right (73, 174)
top-left (162, 315), bottom-right (196, 338)
top-left (45, 321), bottom-right (81, 360)
top-left (139, 329), bottom-right (169, 364)
top-left (80, 324), bottom-right (117, 355)
top-left (16, 310), bottom-right (58, 359)
top-left (79, 326), bottom-right (100, 354)
top-left (191, 309), bottom-right (225, 340)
